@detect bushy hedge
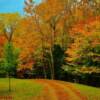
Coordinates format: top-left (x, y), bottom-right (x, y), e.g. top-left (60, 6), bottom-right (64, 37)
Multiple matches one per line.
top-left (62, 66), bottom-right (100, 87)
top-left (0, 70), bottom-right (6, 77)
top-left (0, 62), bottom-right (6, 77)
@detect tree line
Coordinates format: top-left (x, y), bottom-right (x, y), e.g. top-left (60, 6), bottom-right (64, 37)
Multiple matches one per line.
top-left (0, 0), bottom-right (100, 87)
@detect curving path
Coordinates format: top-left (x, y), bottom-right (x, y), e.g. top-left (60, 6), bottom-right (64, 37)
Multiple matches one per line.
top-left (32, 79), bottom-right (87, 100)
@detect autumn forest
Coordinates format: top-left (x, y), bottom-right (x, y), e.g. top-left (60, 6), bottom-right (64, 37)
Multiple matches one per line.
top-left (0, 0), bottom-right (100, 100)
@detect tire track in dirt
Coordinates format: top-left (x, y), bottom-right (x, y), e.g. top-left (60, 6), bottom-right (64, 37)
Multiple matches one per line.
top-left (33, 79), bottom-right (88, 100)
top-left (34, 80), bottom-right (58, 100)
top-left (35, 79), bottom-right (70, 100)
top-left (65, 82), bottom-right (87, 100)
top-left (42, 80), bottom-right (82, 100)
top-left (54, 80), bottom-right (87, 100)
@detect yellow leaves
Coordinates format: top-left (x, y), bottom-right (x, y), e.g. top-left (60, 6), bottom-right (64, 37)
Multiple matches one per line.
top-left (74, 7), bottom-right (84, 21)
top-left (0, 13), bottom-right (20, 27)
top-left (35, 0), bottom-right (64, 21)
top-left (13, 17), bottom-right (41, 63)
top-left (0, 35), bottom-right (6, 57)
top-left (80, 67), bottom-right (100, 74)
top-left (65, 16), bottom-right (100, 64)
top-left (70, 16), bottom-right (100, 37)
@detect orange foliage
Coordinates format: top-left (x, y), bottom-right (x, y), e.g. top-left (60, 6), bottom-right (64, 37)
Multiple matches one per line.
top-left (0, 35), bottom-right (6, 46)
top-left (66, 16), bottom-right (100, 63)
top-left (35, 0), bottom-right (64, 21)
top-left (70, 16), bottom-right (100, 36)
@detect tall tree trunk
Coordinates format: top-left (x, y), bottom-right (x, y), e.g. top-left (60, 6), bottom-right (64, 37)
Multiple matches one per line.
top-left (8, 72), bottom-right (11, 92)
top-left (43, 64), bottom-right (47, 79)
top-left (49, 47), bottom-right (55, 79)
top-left (41, 31), bottom-right (47, 79)
top-left (49, 28), bottom-right (56, 80)
top-left (34, 15), bottom-right (47, 79)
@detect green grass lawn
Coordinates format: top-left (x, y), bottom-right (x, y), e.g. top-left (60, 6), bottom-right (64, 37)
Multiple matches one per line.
top-left (0, 78), bottom-right (100, 100)
top-left (0, 78), bottom-right (44, 100)
top-left (74, 83), bottom-right (100, 100)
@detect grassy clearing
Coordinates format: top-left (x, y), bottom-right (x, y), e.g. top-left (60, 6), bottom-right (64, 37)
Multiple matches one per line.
top-left (0, 78), bottom-right (100, 100)
top-left (0, 78), bottom-right (44, 100)
top-left (59, 80), bottom-right (100, 100)
top-left (74, 83), bottom-right (100, 100)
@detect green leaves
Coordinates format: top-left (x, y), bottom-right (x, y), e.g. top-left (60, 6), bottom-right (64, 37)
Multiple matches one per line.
top-left (3, 42), bottom-right (20, 74)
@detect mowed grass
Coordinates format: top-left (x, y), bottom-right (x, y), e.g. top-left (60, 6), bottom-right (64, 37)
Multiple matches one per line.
top-left (0, 78), bottom-right (44, 100)
top-left (0, 78), bottom-right (100, 100)
top-left (58, 80), bottom-right (100, 100)
top-left (74, 83), bottom-right (100, 100)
